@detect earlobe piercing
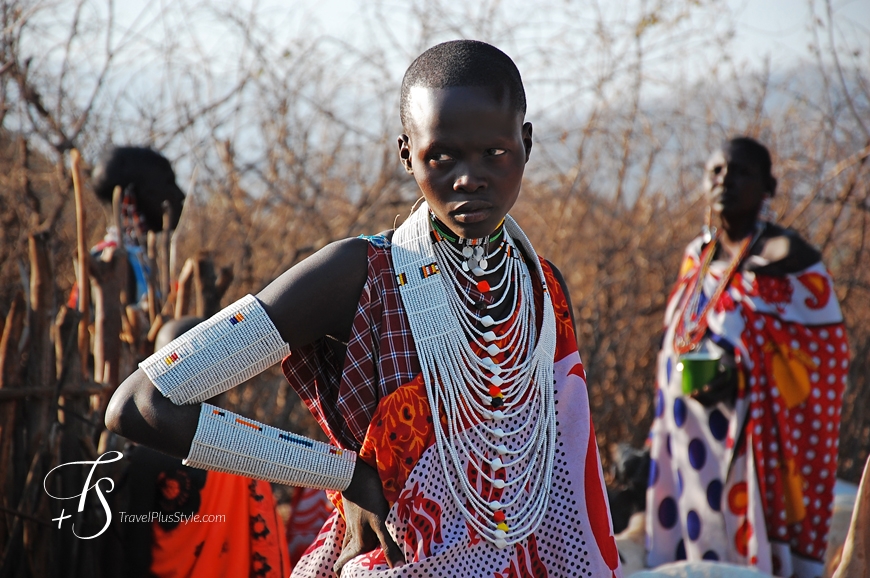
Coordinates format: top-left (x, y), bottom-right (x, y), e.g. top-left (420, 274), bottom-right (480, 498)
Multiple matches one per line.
top-left (702, 205), bottom-right (714, 243)
top-left (759, 195), bottom-right (776, 223)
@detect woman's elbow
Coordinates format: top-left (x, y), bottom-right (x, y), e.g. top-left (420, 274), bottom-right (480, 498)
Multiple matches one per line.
top-left (105, 369), bottom-right (150, 437)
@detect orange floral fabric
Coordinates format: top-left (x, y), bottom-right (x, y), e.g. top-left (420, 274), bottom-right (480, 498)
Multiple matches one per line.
top-left (359, 373), bottom-right (435, 505)
top-left (150, 473), bottom-right (288, 578)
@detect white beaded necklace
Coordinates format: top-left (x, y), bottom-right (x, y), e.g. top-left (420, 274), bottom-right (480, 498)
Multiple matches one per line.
top-left (392, 203), bottom-right (557, 548)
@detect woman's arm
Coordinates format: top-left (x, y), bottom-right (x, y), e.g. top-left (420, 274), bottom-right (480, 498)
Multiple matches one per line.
top-left (106, 235), bottom-right (405, 570)
top-left (105, 237), bottom-right (370, 456)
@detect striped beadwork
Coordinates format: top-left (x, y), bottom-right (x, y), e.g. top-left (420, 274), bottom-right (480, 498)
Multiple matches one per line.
top-left (140, 295), bottom-right (290, 404)
top-left (184, 403), bottom-right (356, 491)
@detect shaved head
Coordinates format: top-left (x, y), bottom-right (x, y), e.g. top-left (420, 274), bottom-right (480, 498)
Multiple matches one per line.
top-left (400, 40), bottom-right (526, 132)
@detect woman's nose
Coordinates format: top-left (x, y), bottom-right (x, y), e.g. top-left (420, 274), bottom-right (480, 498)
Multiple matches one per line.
top-left (453, 166), bottom-right (486, 192)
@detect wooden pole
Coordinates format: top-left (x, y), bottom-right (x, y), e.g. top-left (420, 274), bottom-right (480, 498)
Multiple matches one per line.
top-left (91, 187), bottom-right (126, 391)
top-left (160, 200), bottom-right (172, 301)
top-left (70, 150), bottom-right (90, 380)
top-left (25, 232), bottom-right (55, 445)
top-left (0, 293), bottom-right (26, 547)
top-left (145, 231), bottom-right (158, 326)
top-left (174, 258), bottom-right (195, 319)
top-left (0, 293), bottom-right (25, 390)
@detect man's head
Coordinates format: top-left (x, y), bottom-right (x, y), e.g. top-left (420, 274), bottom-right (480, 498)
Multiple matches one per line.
top-left (398, 40), bottom-right (532, 240)
top-left (704, 136), bottom-right (777, 224)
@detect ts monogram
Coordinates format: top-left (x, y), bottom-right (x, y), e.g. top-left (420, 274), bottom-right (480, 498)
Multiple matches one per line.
top-left (43, 451), bottom-right (123, 539)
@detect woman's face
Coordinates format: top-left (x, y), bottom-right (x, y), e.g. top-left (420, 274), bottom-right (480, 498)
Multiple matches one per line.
top-left (398, 85), bottom-right (532, 240)
top-left (704, 142), bottom-right (771, 224)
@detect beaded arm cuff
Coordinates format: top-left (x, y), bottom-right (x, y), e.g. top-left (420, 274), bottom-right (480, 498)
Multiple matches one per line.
top-left (140, 295), bottom-right (290, 404)
top-left (185, 403), bottom-right (357, 491)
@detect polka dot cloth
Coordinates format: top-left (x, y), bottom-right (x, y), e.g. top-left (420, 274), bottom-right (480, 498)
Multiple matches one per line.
top-left (646, 241), bottom-right (848, 578)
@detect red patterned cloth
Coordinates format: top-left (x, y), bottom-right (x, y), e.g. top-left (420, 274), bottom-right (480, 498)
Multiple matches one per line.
top-left (285, 487), bottom-right (334, 567)
top-left (646, 230), bottom-right (849, 577)
top-left (281, 241), bottom-right (420, 452)
top-left (150, 473), bottom-right (289, 578)
top-left (283, 237), bottom-right (621, 577)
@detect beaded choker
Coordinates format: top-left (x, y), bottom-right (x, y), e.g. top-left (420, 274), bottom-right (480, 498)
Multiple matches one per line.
top-left (430, 214), bottom-right (505, 276)
top-left (393, 204), bottom-right (557, 549)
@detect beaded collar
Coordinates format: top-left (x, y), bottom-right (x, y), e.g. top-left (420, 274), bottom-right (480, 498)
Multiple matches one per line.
top-left (392, 203), bottom-right (557, 549)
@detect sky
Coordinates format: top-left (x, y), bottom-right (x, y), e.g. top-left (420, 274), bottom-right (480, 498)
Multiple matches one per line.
top-left (282, 0), bottom-right (870, 66)
top-left (731, 0), bottom-right (868, 65)
top-left (18, 0), bottom-right (869, 182)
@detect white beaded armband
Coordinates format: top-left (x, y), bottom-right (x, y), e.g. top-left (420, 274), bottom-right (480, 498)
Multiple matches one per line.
top-left (140, 295), bottom-right (290, 404)
top-left (185, 403), bottom-right (357, 491)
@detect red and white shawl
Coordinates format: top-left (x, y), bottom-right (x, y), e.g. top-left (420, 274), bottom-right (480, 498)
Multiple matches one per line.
top-left (646, 233), bottom-right (849, 578)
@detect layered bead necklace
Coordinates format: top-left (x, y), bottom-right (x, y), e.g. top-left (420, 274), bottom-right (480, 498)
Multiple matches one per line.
top-left (392, 204), bottom-right (557, 549)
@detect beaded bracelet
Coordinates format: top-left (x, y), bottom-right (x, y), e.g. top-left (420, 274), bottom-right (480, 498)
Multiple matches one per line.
top-left (140, 295), bottom-right (290, 404)
top-left (185, 403), bottom-right (357, 491)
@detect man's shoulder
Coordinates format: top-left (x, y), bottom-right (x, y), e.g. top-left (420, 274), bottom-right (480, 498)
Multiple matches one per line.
top-left (753, 223), bottom-right (821, 274)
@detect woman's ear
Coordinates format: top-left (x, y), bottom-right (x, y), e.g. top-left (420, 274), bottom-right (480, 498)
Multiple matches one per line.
top-left (522, 122), bottom-right (533, 163)
top-left (397, 135), bottom-right (413, 174)
top-left (768, 175), bottom-right (778, 197)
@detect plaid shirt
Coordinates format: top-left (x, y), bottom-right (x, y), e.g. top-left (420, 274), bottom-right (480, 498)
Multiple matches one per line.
top-left (281, 237), bottom-right (420, 451)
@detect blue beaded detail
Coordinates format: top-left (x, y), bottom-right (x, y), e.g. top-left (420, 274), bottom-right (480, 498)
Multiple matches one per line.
top-left (358, 234), bottom-right (391, 249)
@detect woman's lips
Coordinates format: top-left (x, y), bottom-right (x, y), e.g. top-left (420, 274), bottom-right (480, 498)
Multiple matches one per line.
top-left (451, 202), bottom-right (492, 223)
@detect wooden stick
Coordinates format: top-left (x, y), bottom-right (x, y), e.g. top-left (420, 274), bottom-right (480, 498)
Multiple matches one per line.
top-left (146, 314), bottom-right (165, 344)
top-left (70, 149), bottom-right (90, 380)
top-left (171, 164), bottom-right (196, 285)
top-left (174, 258), bottom-right (195, 319)
top-left (146, 230), bottom-right (158, 325)
top-left (160, 200), bottom-right (172, 300)
top-left (25, 233), bottom-right (55, 449)
top-left (0, 293), bottom-right (25, 546)
top-left (0, 292), bottom-right (25, 389)
top-left (91, 186), bottom-right (126, 390)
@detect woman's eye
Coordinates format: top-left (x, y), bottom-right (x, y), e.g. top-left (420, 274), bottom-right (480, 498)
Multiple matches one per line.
top-left (430, 153), bottom-right (453, 162)
top-left (488, 148), bottom-right (507, 156)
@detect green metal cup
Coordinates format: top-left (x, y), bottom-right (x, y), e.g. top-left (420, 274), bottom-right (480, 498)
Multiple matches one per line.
top-left (677, 352), bottom-right (721, 396)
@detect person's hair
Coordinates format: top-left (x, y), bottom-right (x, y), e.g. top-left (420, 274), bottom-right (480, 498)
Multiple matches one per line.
top-left (727, 136), bottom-right (773, 178)
top-left (400, 40), bottom-right (526, 131)
top-left (91, 146), bottom-right (185, 231)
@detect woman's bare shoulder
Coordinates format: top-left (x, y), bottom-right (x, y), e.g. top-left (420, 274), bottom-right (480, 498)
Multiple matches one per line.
top-left (257, 236), bottom-right (373, 348)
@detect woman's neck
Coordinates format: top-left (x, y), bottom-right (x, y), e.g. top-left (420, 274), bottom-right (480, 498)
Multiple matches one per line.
top-left (429, 212), bottom-right (504, 248)
top-left (717, 215), bottom-right (758, 261)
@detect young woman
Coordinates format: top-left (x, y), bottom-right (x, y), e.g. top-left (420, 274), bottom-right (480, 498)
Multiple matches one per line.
top-left (108, 40), bottom-right (621, 577)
